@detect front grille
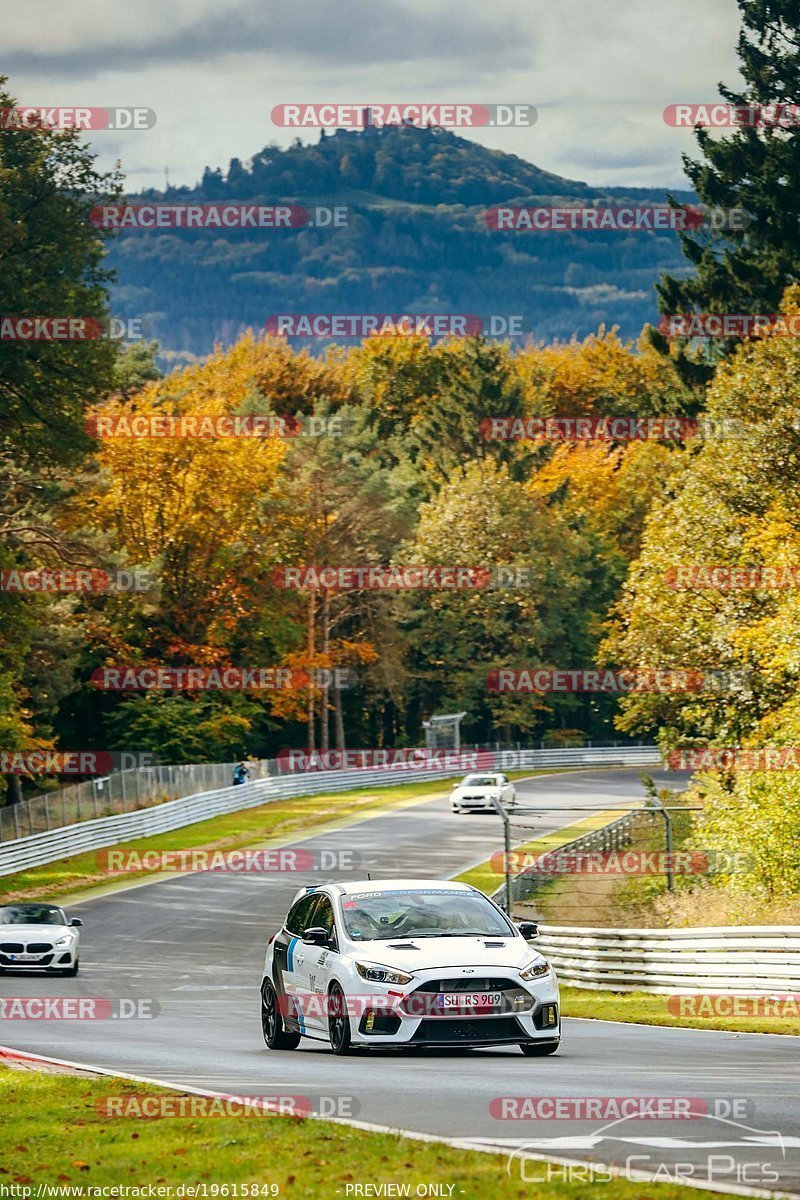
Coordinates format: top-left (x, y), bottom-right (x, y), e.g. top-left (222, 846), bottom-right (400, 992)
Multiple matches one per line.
top-left (412, 1016), bottom-right (523, 1043)
top-left (0, 953), bottom-right (53, 965)
top-left (413, 977), bottom-right (519, 993)
top-left (0, 942), bottom-right (24, 953)
top-left (28, 943), bottom-right (53, 954)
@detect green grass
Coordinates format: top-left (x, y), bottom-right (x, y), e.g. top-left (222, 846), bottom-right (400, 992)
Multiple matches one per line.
top-left (0, 769), bottom-right (564, 905)
top-left (560, 985), bottom-right (800, 1036)
top-left (0, 1065), bottom-right (737, 1199)
top-left (0, 779), bottom-right (450, 904)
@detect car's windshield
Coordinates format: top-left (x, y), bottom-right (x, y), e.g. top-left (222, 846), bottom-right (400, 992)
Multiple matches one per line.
top-left (0, 904), bottom-right (66, 926)
top-left (461, 775), bottom-right (498, 787)
top-left (340, 888), bottom-right (512, 941)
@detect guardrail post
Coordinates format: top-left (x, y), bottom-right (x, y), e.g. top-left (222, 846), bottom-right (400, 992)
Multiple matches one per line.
top-left (490, 795), bottom-right (513, 914)
top-left (651, 795), bottom-right (674, 891)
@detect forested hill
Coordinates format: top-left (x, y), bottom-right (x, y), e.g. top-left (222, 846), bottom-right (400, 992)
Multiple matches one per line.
top-left (109, 125), bottom-right (693, 362)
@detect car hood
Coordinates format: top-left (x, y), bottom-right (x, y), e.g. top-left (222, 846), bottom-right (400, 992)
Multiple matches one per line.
top-left (347, 936), bottom-right (545, 972)
top-left (0, 923), bottom-right (71, 937)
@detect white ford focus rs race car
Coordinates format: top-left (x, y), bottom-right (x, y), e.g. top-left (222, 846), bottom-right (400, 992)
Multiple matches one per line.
top-left (260, 878), bottom-right (559, 1055)
top-left (450, 772), bottom-right (516, 813)
top-left (0, 903), bottom-right (82, 975)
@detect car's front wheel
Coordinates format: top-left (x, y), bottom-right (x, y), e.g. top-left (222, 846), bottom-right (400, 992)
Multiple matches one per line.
top-left (261, 980), bottom-right (301, 1050)
top-left (328, 983), bottom-right (353, 1055)
top-left (520, 1040), bottom-right (560, 1056)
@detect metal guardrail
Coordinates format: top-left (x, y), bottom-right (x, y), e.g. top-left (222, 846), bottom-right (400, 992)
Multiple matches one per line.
top-left (535, 924), bottom-right (800, 994)
top-left (0, 745), bottom-right (660, 876)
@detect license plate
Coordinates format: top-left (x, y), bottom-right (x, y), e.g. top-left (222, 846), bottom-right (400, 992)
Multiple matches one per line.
top-left (436, 992), bottom-right (502, 1009)
top-left (9, 953), bottom-right (40, 962)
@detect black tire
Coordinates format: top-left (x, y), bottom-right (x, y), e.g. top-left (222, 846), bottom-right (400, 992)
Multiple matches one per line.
top-left (261, 979), bottom-right (301, 1050)
top-left (520, 1040), bottom-right (560, 1056)
top-left (64, 958), bottom-right (79, 977)
top-left (328, 983), bottom-right (353, 1055)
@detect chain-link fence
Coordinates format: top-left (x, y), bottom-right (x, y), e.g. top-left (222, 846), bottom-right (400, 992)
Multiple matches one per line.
top-left (0, 759), bottom-right (279, 843)
top-left (490, 808), bottom-right (658, 912)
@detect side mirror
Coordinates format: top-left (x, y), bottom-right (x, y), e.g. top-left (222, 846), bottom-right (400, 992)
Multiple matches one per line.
top-left (302, 926), bottom-right (330, 946)
top-left (518, 921), bottom-right (539, 940)
top-left (70, 918), bottom-right (83, 928)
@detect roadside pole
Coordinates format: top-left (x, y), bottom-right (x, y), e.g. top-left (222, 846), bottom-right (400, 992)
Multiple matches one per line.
top-left (490, 795), bottom-right (513, 914)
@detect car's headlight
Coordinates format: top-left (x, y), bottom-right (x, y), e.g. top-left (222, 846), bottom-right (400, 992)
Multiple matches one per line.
top-left (355, 961), bottom-right (414, 985)
top-left (519, 959), bottom-right (550, 980)
top-left (54, 934), bottom-right (75, 947)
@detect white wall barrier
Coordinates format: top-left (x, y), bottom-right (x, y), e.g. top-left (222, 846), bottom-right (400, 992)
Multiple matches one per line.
top-left (536, 924), bottom-right (800, 994)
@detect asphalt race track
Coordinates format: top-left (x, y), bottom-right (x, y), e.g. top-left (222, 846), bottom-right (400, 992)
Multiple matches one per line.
top-left (2, 768), bottom-right (799, 1195)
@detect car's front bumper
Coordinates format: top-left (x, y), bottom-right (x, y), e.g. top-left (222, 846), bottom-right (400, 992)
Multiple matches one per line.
top-left (346, 969), bottom-right (560, 1046)
top-left (0, 945), bottom-right (77, 970)
top-left (451, 795), bottom-right (496, 810)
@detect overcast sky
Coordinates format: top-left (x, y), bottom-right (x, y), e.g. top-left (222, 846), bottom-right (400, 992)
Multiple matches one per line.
top-left (3, 0), bottom-right (742, 192)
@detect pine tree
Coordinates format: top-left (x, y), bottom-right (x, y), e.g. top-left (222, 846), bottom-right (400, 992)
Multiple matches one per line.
top-left (653, 1), bottom-right (800, 383)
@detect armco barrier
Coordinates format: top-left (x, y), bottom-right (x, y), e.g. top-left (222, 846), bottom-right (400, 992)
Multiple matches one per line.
top-left (535, 924), bottom-right (800, 995)
top-left (0, 746), bottom-right (660, 876)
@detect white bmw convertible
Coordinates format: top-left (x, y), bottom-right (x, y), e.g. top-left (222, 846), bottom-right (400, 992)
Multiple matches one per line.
top-left (0, 903), bottom-right (82, 975)
top-left (260, 879), bottom-right (559, 1055)
top-left (450, 772), bottom-right (516, 813)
